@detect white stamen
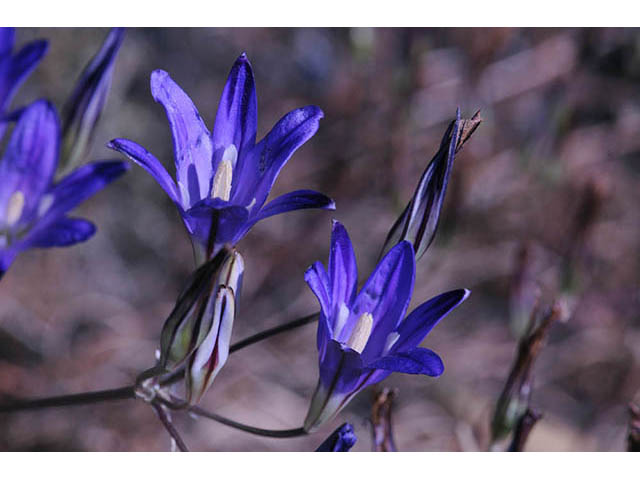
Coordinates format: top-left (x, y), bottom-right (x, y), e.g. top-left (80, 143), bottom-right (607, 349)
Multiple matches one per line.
top-left (247, 197), bottom-right (257, 212)
top-left (346, 312), bottom-right (373, 354)
top-left (177, 181), bottom-right (190, 207)
top-left (383, 332), bottom-right (400, 354)
top-left (6, 191), bottom-right (25, 226)
top-left (211, 146), bottom-right (236, 201)
top-left (221, 144), bottom-right (238, 170)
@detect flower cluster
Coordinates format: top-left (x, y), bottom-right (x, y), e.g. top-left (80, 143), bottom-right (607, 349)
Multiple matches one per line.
top-left (0, 28), bottom-right (127, 279)
top-left (0, 30), bottom-right (480, 452)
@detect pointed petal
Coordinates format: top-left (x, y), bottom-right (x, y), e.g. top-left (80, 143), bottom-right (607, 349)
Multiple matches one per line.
top-left (0, 100), bottom-right (58, 223)
top-left (0, 39), bottom-right (48, 111)
top-left (393, 289), bottom-right (470, 352)
top-left (348, 242), bottom-right (415, 362)
top-left (107, 138), bottom-right (179, 205)
top-left (328, 220), bottom-right (358, 315)
top-left (233, 105), bottom-right (323, 208)
top-left (315, 423), bottom-right (357, 452)
top-left (367, 347), bottom-right (444, 377)
top-left (248, 189), bottom-right (335, 228)
top-left (61, 28), bottom-right (125, 172)
top-left (150, 69), bottom-right (213, 205)
top-left (39, 160), bottom-right (129, 222)
top-left (305, 261), bottom-right (331, 318)
top-left (212, 53), bottom-right (257, 158)
top-left (25, 216), bottom-right (96, 247)
top-left (0, 28), bottom-right (14, 58)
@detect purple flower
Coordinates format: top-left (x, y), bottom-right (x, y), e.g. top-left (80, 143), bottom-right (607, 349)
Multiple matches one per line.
top-left (315, 422), bottom-right (357, 452)
top-left (0, 28), bottom-right (48, 134)
top-left (108, 53), bottom-right (335, 261)
top-left (0, 100), bottom-right (128, 279)
top-left (303, 220), bottom-right (469, 432)
top-left (61, 28), bottom-right (125, 173)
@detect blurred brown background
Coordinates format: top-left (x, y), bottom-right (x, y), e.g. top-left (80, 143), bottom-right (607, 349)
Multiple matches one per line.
top-left (0, 28), bottom-right (639, 451)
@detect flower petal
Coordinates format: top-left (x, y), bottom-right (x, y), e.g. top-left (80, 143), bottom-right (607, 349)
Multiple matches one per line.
top-left (328, 220), bottom-right (357, 317)
top-left (107, 138), bottom-right (179, 205)
top-left (315, 423), bottom-right (357, 452)
top-left (246, 189), bottom-right (335, 229)
top-left (150, 69), bottom-right (213, 206)
top-left (0, 39), bottom-right (48, 112)
top-left (61, 28), bottom-right (125, 172)
top-left (233, 105), bottom-right (323, 208)
top-left (40, 160), bottom-right (129, 223)
top-left (348, 242), bottom-right (415, 362)
top-left (0, 100), bottom-right (58, 223)
top-left (212, 53), bottom-right (257, 160)
top-left (367, 347), bottom-right (444, 377)
top-left (393, 289), bottom-right (470, 353)
top-left (305, 261), bottom-right (331, 318)
top-left (25, 216), bottom-right (96, 247)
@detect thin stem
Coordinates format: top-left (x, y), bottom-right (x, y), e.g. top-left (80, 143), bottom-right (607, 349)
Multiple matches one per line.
top-left (0, 385), bottom-right (135, 413)
top-left (229, 311), bottom-right (318, 353)
top-left (0, 312), bottom-right (320, 414)
top-left (187, 405), bottom-right (307, 439)
top-left (152, 402), bottom-right (189, 452)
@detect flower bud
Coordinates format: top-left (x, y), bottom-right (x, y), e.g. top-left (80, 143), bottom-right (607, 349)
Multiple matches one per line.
top-left (381, 109), bottom-right (481, 261)
top-left (158, 246), bottom-right (244, 372)
top-left (315, 423), bottom-right (357, 452)
top-left (185, 285), bottom-right (235, 404)
top-left (60, 28), bottom-right (125, 174)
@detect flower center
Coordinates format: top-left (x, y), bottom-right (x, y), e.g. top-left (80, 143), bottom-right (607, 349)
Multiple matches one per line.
top-left (346, 312), bottom-right (373, 354)
top-left (5, 191), bottom-right (25, 227)
top-left (211, 145), bottom-right (237, 202)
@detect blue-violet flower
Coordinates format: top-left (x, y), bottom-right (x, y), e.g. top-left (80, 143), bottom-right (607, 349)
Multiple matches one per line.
top-left (0, 99), bottom-right (128, 278)
top-left (303, 220), bottom-right (469, 432)
top-left (108, 53), bottom-right (334, 261)
top-left (315, 422), bottom-right (357, 452)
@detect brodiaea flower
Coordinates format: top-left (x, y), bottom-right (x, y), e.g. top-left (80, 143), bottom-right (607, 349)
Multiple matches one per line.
top-left (108, 53), bottom-right (334, 261)
top-left (315, 422), bottom-right (357, 452)
top-left (303, 220), bottom-right (469, 432)
top-left (0, 100), bottom-right (128, 278)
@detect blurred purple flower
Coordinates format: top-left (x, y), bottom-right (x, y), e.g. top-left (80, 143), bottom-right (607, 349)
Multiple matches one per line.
top-left (303, 220), bottom-right (469, 432)
top-left (61, 28), bottom-right (125, 173)
top-left (0, 27), bottom-right (48, 135)
top-left (0, 100), bottom-right (129, 279)
top-left (108, 53), bottom-right (334, 261)
top-left (315, 422), bottom-right (357, 452)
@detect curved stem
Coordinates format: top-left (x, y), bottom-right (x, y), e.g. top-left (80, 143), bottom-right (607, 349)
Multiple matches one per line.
top-left (229, 311), bottom-right (318, 353)
top-left (0, 312), bottom-right (320, 414)
top-left (0, 385), bottom-right (135, 413)
top-left (152, 402), bottom-right (189, 452)
top-left (187, 404), bottom-right (307, 438)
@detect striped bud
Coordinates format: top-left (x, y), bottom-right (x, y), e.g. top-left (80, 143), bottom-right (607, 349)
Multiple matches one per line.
top-left (158, 246), bottom-right (244, 372)
top-left (380, 109), bottom-right (481, 261)
top-left (185, 285), bottom-right (235, 404)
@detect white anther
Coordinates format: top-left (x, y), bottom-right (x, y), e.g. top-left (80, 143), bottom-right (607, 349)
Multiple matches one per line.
top-left (346, 312), bottom-right (373, 354)
top-left (6, 191), bottom-right (25, 226)
top-left (211, 145), bottom-right (236, 202)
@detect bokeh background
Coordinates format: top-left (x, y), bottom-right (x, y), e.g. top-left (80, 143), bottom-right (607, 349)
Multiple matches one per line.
top-left (0, 27), bottom-right (639, 451)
